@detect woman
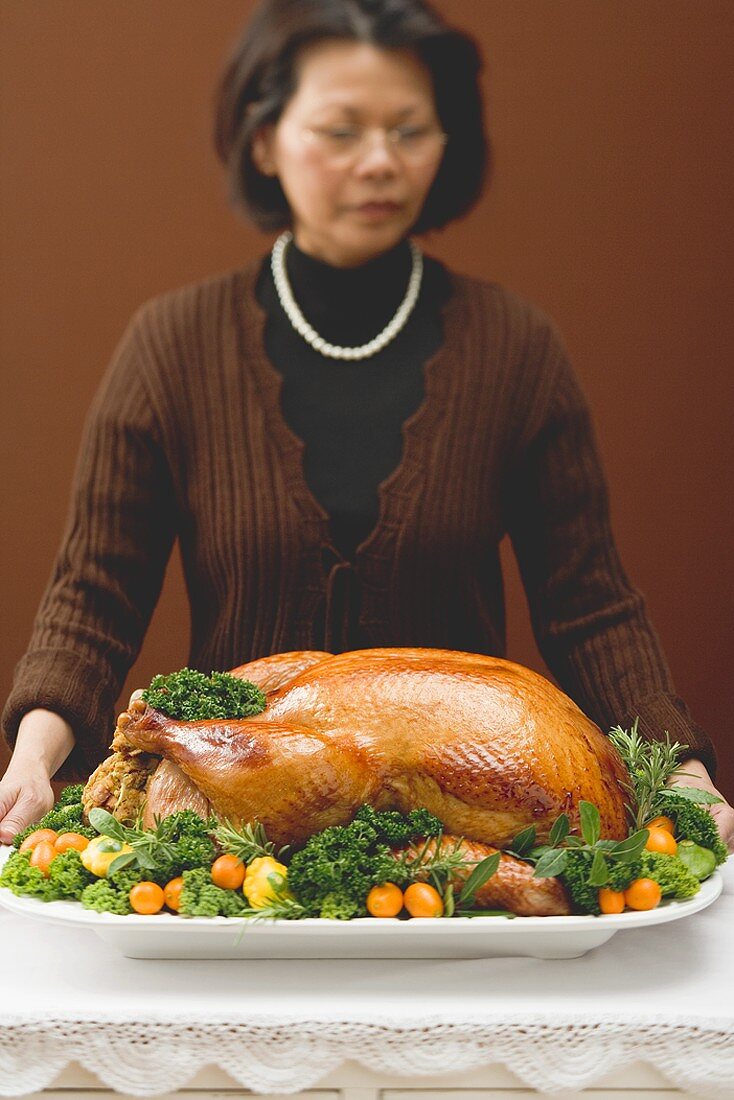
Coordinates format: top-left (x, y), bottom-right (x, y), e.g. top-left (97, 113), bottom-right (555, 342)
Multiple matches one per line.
top-left (1, 0), bottom-right (732, 847)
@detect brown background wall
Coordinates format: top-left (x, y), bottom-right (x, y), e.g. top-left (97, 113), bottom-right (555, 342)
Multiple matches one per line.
top-left (1, 1), bottom-right (732, 796)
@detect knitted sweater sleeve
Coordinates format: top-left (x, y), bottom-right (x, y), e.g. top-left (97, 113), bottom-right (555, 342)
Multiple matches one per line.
top-left (2, 307), bottom-right (177, 780)
top-left (503, 312), bottom-right (718, 781)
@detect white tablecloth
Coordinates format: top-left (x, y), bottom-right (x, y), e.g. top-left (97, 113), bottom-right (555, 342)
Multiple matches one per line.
top-left (1, 860), bottom-right (733, 1098)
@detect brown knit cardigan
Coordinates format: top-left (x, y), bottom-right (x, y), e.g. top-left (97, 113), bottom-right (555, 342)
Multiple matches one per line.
top-left (2, 259), bottom-right (717, 781)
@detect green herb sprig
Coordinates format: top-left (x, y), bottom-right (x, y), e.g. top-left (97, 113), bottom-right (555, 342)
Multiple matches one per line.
top-left (394, 834), bottom-right (501, 916)
top-left (607, 719), bottom-right (689, 830)
top-left (607, 719), bottom-right (723, 826)
top-left (234, 875), bottom-right (308, 930)
top-left (509, 801), bottom-right (649, 888)
top-left (212, 818), bottom-right (290, 863)
top-left (87, 807), bottom-right (176, 876)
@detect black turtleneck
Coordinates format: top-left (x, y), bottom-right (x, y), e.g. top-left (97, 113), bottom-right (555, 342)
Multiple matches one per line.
top-left (256, 237), bottom-right (450, 564)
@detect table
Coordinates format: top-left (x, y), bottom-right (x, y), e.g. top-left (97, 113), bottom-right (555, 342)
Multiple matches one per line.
top-left (1, 861), bottom-right (733, 1099)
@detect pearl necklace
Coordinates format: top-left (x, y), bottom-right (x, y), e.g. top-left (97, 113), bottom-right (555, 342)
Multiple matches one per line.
top-left (270, 230), bottom-right (423, 361)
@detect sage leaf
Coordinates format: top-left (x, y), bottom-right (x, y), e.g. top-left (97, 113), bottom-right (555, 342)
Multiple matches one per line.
top-left (549, 813), bottom-right (570, 846)
top-left (533, 848), bottom-right (568, 878)
top-left (107, 851), bottom-right (135, 876)
top-left (611, 829), bottom-right (649, 862)
top-left (588, 849), bottom-right (610, 886)
top-left (132, 847), bottom-right (157, 870)
top-left (509, 825), bottom-right (536, 855)
top-left (658, 787), bottom-right (724, 806)
top-left (459, 851), bottom-right (501, 904)
top-left (579, 801), bottom-right (601, 847)
top-left (88, 808), bottom-right (125, 839)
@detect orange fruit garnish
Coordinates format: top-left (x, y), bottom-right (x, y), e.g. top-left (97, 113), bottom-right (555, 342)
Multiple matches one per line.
top-left (644, 826), bottom-right (677, 856)
top-left (19, 829), bottom-right (58, 852)
top-left (54, 832), bottom-right (90, 854)
top-left (366, 882), bottom-right (404, 917)
top-left (210, 854), bottom-right (246, 890)
top-left (598, 887), bottom-right (626, 914)
top-left (129, 881), bottom-right (165, 915)
top-left (29, 840), bottom-right (57, 877)
top-left (403, 881), bottom-right (444, 917)
top-left (624, 878), bottom-right (662, 911)
top-left (644, 815), bottom-right (675, 834)
top-left (163, 876), bottom-right (184, 912)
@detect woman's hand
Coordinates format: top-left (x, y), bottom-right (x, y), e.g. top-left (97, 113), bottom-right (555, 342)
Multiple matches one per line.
top-left (0, 709), bottom-right (75, 844)
top-left (666, 757), bottom-right (734, 854)
top-left (0, 766), bottom-right (55, 844)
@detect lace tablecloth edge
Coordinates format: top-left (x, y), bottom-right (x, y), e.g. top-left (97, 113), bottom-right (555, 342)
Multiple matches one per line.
top-left (2, 1017), bottom-right (734, 1098)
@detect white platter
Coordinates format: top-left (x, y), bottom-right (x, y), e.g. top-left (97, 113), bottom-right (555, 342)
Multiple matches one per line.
top-left (0, 844), bottom-right (723, 960)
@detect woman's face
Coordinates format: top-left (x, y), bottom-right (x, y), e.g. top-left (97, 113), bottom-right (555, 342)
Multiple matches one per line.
top-left (253, 39), bottom-right (446, 267)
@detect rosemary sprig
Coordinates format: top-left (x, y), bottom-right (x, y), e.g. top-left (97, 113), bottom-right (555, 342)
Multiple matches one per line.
top-left (237, 895), bottom-right (309, 921)
top-left (607, 719), bottom-right (688, 830)
top-left (394, 833), bottom-right (501, 915)
top-left (395, 832), bottom-right (472, 892)
top-left (212, 818), bottom-right (289, 863)
top-left (233, 877), bottom-right (308, 941)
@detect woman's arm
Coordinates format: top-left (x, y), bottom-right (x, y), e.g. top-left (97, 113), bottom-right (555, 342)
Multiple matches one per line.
top-left (2, 307), bottom-right (177, 787)
top-left (8, 709), bottom-right (75, 776)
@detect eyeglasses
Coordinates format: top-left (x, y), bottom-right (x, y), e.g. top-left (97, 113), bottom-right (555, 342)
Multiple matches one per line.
top-left (301, 123), bottom-right (448, 166)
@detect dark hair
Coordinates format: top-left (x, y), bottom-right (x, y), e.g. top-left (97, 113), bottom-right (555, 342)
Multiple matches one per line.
top-left (213, 0), bottom-right (490, 233)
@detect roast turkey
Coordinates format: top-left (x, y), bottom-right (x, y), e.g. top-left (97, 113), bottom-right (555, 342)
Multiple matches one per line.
top-left (82, 647), bottom-right (630, 916)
